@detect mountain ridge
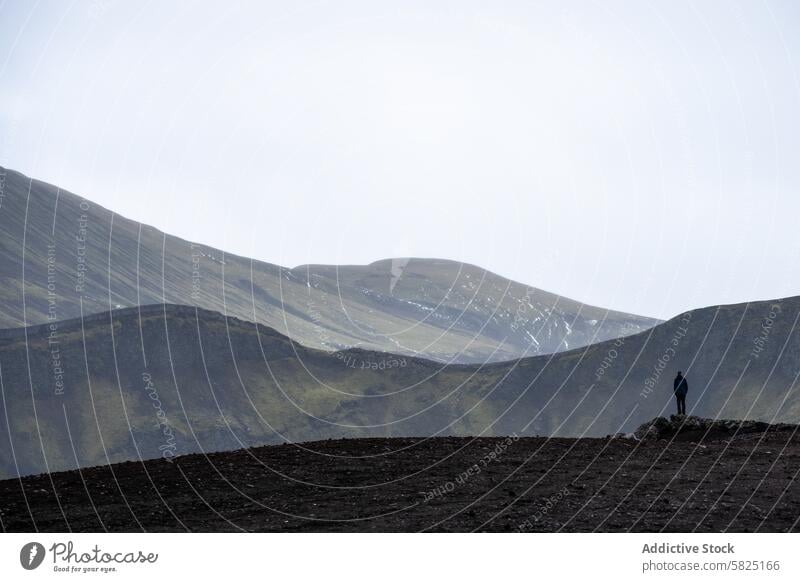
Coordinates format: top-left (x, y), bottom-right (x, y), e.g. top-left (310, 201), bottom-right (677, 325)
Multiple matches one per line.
top-left (0, 165), bottom-right (659, 363)
top-left (1, 294), bottom-right (799, 479)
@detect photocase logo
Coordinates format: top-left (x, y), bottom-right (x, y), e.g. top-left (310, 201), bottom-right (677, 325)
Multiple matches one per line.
top-left (390, 257), bottom-right (410, 295)
top-left (20, 542), bottom-right (46, 570)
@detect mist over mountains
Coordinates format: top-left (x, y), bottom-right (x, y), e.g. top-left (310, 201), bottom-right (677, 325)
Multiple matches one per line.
top-left (0, 166), bottom-right (658, 364)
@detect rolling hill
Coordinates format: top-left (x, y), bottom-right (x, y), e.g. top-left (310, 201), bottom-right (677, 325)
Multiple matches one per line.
top-left (0, 295), bottom-right (798, 479)
top-left (0, 166), bottom-right (658, 363)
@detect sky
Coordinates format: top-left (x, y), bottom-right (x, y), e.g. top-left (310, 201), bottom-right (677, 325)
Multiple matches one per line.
top-left (1, 0), bottom-right (799, 321)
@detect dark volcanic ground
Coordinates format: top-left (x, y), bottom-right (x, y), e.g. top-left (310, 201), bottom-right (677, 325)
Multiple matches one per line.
top-left (2, 430), bottom-right (799, 532)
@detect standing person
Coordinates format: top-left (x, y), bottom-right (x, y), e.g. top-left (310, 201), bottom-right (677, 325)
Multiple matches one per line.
top-left (673, 371), bottom-right (688, 415)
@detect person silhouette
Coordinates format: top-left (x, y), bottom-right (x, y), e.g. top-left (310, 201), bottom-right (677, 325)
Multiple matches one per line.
top-left (673, 371), bottom-right (688, 415)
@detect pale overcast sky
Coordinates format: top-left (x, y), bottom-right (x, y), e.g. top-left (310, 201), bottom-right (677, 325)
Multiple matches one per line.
top-left (1, 0), bottom-right (799, 320)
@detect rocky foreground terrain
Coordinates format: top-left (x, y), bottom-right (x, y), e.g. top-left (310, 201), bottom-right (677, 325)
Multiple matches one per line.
top-left (1, 417), bottom-right (798, 532)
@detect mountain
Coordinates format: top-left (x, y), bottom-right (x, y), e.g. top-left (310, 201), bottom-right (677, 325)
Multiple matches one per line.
top-left (1, 296), bottom-right (798, 479)
top-left (0, 166), bottom-right (659, 363)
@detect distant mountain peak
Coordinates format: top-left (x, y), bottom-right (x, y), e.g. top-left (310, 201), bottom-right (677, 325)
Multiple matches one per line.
top-left (0, 166), bottom-right (659, 362)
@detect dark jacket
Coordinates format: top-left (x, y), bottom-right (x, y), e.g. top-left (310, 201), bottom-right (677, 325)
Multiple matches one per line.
top-left (674, 374), bottom-right (688, 396)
